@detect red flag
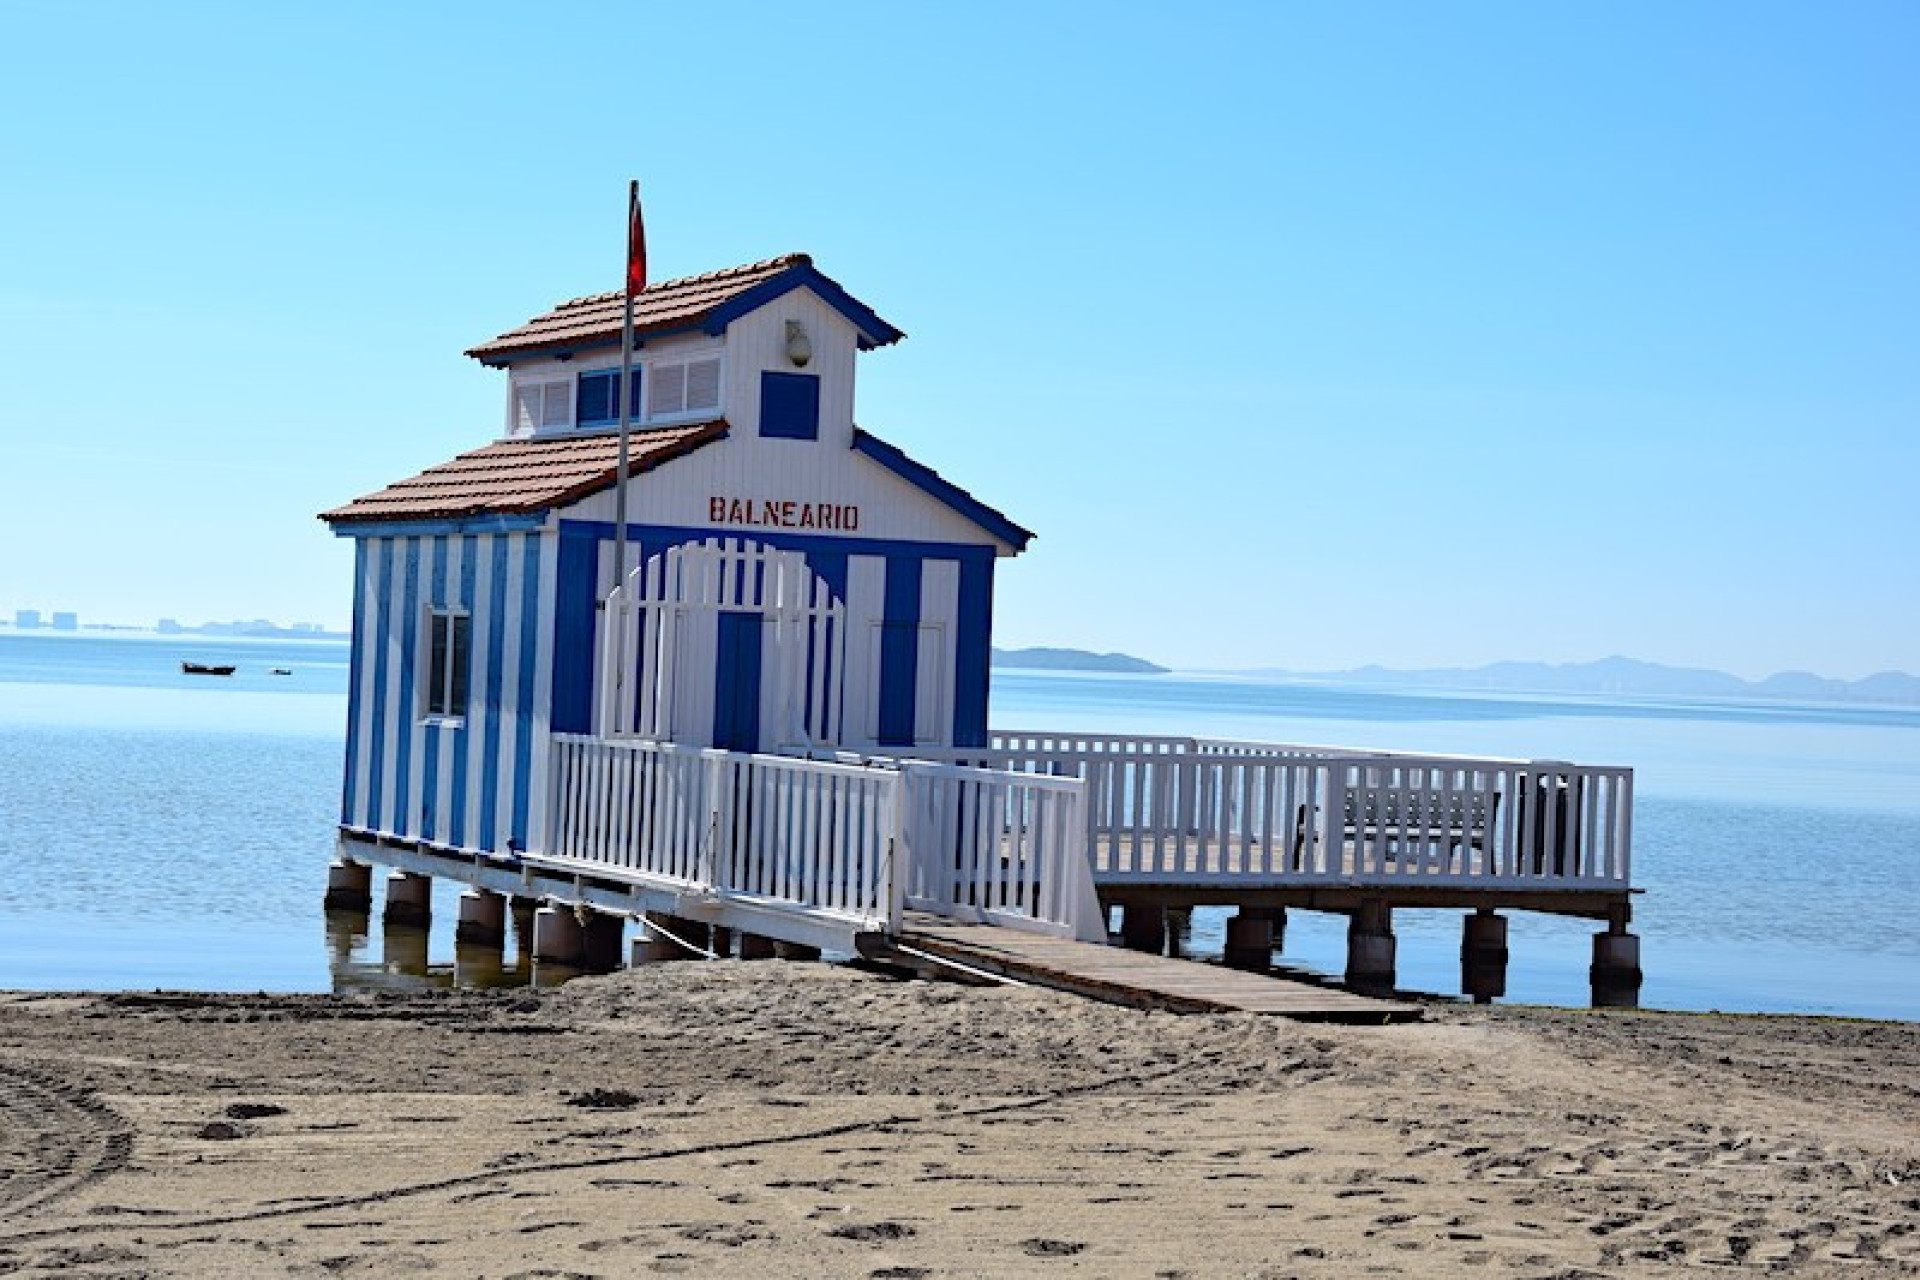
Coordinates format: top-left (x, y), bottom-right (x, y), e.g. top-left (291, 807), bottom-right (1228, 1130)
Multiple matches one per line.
top-left (626, 180), bottom-right (647, 300)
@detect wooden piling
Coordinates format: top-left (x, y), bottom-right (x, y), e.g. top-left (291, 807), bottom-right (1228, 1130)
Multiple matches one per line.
top-left (1345, 900), bottom-right (1396, 994)
top-left (454, 889), bottom-right (506, 947)
top-left (324, 859), bottom-right (372, 913)
top-left (381, 871), bottom-right (431, 929)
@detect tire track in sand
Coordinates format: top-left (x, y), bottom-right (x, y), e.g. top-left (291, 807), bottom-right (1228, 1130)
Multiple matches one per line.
top-left (0, 1063), bottom-right (132, 1221)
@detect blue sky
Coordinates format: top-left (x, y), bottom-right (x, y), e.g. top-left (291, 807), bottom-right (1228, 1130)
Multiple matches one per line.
top-left (1, 2), bottom-right (1913, 679)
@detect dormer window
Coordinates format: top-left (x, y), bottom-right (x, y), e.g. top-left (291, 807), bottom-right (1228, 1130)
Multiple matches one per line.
top-left (513, 378), bottom-right (572, 433)
top-left (510, 350), bottom-right (722, 437)
top-left (575, 369), bottom-right (644, 429)
top-left (649, 354), bottom-right (722, 418)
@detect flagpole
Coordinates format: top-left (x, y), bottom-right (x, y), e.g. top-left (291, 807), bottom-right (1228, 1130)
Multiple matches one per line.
top-left (613, 179), bottom-right (640, 606)
top-left (609, 180), bottom-right (643, 727)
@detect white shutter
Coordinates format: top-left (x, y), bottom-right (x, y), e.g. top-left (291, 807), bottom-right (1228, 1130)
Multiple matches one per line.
top-left (650, 363), bottom-right (686, 416)
top-left (685, 357), bottom-right (721, 411)
top-left (513, 385), bottom-right (541, 434)
top-left (539, 380), bottom-right (571, 429)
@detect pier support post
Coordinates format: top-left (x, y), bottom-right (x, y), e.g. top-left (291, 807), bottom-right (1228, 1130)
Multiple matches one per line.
top-left (454, 890), bottom-right (507, 948)
top-left (382, 920), bottom-right (429, 976)
top-left (580, 913), bottom-right (624, 973)
top-left (1345, 900), bottom-right (1397, 995)
top-left (382, 871), bottom-right (432, 929)
top-left (1223, 910), bottom-right (1275, 971)
top-left (1119, 903), bottom-right (1165, 954)
top-left (1460, 909), bottom-right (1509, 1003)
top-left (709, 925), bottom-right (733, 959)
top-left (324, 859), bottom-right (372, 913)
top-left (1250, 905), bottom-right (1287, 952)
top-left (739, 933), bottom-right (778, 960)
top-left (1166, 907), bottom-right (1192, 959)
top-left (1591, 905), bottom-right (1642, 1008)
top-left (773, 941), bottom-right (821, 962)
top-left (531, 905), bottom-right (585, 968)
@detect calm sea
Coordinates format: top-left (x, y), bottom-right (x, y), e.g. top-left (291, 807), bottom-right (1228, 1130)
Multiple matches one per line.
top-left (1, 632), bottom-right (1915, 1020)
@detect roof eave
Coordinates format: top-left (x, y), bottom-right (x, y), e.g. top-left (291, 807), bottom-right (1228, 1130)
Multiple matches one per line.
top-left (849, 429), bottom-right (1034, 553)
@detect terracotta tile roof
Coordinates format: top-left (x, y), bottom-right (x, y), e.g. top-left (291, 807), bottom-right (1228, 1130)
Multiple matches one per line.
top-left (320, 422), bottom-right (728, 525)
top-left (466, 253), bottom-right (901, 363)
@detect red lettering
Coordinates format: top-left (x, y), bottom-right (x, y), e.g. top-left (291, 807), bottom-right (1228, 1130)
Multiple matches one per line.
top-left (780, 501), bottom-right (796, 527)
top-left (708, 496), bottom-right (725, 522)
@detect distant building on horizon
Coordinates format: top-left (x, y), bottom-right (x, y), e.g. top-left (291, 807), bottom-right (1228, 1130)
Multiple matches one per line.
top-left (15, 609), bottom-right (42, 629)
top-left (51, 611), bottom-right (78, 631)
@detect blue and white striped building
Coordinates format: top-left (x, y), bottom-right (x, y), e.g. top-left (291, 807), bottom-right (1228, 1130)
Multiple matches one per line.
top-left (322, 254), bottom-right (1033, 864)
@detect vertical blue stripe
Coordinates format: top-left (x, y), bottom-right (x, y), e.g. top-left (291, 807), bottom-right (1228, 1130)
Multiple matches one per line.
top-left (341, 539), bottom-right (369, 824)
top-left (552, 525), bottom-right (598, 735)
top-left (449, 534), bottom-right (478, 848)
top-left (420, 536), bottom-right (447, 838)
top-left (391, 539), bottom-right (421, 838)
top-left (478, 535), bottom-right (510, 852)
top-left (803, 548), bottom-right (848, 602)
top-left (953, 552), bottom-right (994, 749)
top-left (877, 556), bottom-right (923, 748)
top-left (712, 612), bottom-right (764, 751)
top-left (365, 538), bottom-right (394, 831)
top-left (510, 534), bottom-right (541, 849)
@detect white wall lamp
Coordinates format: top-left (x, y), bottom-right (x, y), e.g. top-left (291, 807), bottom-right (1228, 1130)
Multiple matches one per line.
top-left (784, 319), bottom-right (812, 368)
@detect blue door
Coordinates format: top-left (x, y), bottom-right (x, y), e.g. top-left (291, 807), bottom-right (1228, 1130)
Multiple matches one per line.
top-left (712, 611), bottom-right (763, 753)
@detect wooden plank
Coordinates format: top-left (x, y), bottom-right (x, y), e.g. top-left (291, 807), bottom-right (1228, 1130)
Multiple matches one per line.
top-left (893, 918), bottom-right (1421, 1023)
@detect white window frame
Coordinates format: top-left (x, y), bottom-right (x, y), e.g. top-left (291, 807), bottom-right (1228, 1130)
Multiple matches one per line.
top-left (509, 376), bottom-right (573, 436)
top-left (421, 605), bottom-right (472, 724)
top-left (507, 345), bottom-right (725, 438)
top-left (645, 349), bottom-right (725, 423)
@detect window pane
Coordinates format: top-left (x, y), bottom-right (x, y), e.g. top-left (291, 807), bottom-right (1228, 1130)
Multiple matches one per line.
top-left (627, 366), bottom-right (644, 418)
top-left (449, 616), bottom-right (471, 715)
top-left (427, 612), bottom-right (449, 716)
top-left (576, 372), bottom-right (615, 425)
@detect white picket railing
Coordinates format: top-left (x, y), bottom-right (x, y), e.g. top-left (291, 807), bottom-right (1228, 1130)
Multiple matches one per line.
top-left (549, 735), bottom-right (899, 930)
top-left (546, 735), bottom-right (1102, 940)
top-left (911, 732), bottom-right (1633, 891)
top-left (896, 759), bottom-right (1102, 940)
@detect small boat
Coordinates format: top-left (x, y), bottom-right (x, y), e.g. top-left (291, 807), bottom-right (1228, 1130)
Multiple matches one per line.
top-left (269, 668), bottom-right (292, 676)
top-left (182, 662), bottom-right (237, 676)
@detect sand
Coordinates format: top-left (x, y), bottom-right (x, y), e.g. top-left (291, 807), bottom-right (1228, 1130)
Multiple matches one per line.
top-left (0, 963), bottom-right (1915, 1277)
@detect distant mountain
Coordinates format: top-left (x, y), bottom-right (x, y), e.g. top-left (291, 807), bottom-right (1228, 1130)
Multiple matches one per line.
top-left (1238, 656), bottom-right (1920, 706)
top-left (992, 647), bottom-right (1168, 675)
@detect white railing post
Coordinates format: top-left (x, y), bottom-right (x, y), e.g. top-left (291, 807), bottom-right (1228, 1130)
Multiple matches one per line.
top-left (881, 772), bottom-right (905, 932)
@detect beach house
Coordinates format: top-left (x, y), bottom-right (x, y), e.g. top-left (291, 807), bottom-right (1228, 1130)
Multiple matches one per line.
top-left (319, 248), bottom-right (1639, 1006)
top-left (322, 253), bottom-right (1028, 863)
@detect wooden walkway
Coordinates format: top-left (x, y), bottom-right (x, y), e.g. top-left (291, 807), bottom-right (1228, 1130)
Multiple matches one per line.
top-left (881, 917), bottom-right (1422, 1023)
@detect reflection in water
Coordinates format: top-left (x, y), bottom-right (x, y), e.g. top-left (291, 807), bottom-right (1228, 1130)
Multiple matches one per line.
top-left (455, 940), bottom-right (531, 989)
top-left (325, 904), bottom-right (558, 993)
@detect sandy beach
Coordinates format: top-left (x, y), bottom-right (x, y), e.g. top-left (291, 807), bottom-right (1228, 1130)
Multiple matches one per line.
top-left (1, 963), bottom-right (1915, 1277)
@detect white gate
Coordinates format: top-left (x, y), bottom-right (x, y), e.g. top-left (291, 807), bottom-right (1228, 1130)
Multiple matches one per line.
top-left (598, 537), bottom-right (845, 750)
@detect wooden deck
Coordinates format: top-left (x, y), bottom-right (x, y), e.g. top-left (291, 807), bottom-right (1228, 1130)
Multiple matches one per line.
top-left (877, 916), bottom-right (1422, 1023)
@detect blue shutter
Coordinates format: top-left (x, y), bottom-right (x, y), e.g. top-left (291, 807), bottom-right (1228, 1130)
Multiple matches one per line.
top-left (759, 371), bottom-right (820, 440)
